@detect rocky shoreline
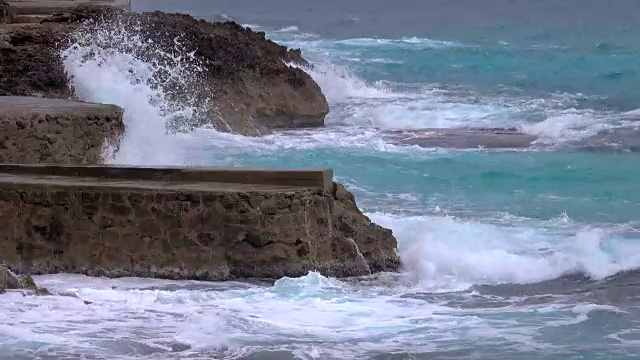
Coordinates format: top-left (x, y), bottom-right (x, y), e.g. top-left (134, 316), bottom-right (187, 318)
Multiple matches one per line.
top-left (0, 2), bottom-right (328, 136)
top-left (0, 1), bottom-right (401, 285)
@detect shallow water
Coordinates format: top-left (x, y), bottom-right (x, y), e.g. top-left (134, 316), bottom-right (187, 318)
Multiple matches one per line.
top-left (3, 0), bottom-right (640, 358)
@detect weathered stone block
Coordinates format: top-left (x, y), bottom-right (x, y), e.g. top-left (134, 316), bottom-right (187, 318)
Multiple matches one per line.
top-left (0, 168), bottom-right (400, 280)
top-left (0, 97), bottom-right (124, 165)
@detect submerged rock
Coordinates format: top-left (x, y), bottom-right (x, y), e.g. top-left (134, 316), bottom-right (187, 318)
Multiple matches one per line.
top-left (0, 5), bottom-right (329, 136)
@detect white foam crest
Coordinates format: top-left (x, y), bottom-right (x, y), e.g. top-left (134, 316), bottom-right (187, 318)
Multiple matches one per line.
top-left (2, 270), bottom-right (625, 358)
top-left (289, 62), bottom-right (512, 130)
top-left (1, 278), bottom-right (230, 358)
top-left (368, 213), bottom-right (640, 290)
top-left (338, 98), bottom-right (514, 130)
top-left (62, 16), bottom-right (215, 166)
top-left (287, 62), bottom-right (524, 131)
top-left (293, 62), bottom-right (396, 102)
top-left (274, 25), bottom-right (300, 33)
top-left (520, 110), bottom-right (614, 144)
top-left (336, 37), bottom-right (465, 49)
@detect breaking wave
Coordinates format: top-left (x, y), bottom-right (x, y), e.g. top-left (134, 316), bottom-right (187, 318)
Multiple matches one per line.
top-left (61, 14), bottom-right (217, 166)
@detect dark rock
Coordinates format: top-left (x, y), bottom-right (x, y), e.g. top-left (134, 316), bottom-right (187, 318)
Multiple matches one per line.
top-left (0, 0), bottom-right (12, 24)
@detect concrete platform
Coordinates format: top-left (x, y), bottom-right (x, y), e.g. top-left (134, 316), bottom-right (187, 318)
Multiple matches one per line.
top-left (0, 164), bottom-right (335, 192)
top-left (0, 164), bottom-right (400, 281)
top-left (0, 96), bottom-right (121, 115)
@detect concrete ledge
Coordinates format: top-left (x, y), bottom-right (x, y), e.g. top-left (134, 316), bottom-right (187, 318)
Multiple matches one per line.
top-left (0, 164), bottom-right (335, 192)
top-left (0, 167), bottom-right (400, 280)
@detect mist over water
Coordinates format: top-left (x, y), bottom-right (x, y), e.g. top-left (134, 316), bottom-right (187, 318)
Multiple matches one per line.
top-left (4, 0), bottom-right (640, 359)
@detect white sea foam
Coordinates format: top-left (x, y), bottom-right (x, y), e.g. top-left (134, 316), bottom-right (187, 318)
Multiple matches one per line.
top-left (0, 270), bottom-right (582, 359)
top-left (273, 26), bottom-right (629, 145)
top-left (61, 15), bottom-right (216, 166)
top-left (369, 212), bottom-right (640, 290)
top-left (335, 37), bottom-right (465, 49)
top-left (520, 110), bottom-right (615, 144)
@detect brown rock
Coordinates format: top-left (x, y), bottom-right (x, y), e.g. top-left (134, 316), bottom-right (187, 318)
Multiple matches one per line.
top-left (0, 5), bottom-right (329, 136)
top-left (0, 96), bottom-right (124, 164)
top-left (332, 183), bottom-right (401, 272)
top-left (0, 22), bottom-right (72, 98)
top-left (0, 170), bottom-right (400, 280)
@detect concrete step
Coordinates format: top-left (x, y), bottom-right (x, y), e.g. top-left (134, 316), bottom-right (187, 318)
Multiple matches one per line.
top-left (0, 164), bottom-right (334, 192)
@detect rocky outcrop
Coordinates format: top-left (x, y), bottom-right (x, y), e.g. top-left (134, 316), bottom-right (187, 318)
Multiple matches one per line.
top-left (0, 0), bottom-right (12, 24)
top-left (0, 264), bottom-right (49, 294)
top-left (0, 166), bottom-right (400, 280)
top-left (0, 96), bottom-right (124, 164)
top-left (333, 183), bottom-right (400, 272)
top-left (0, 4), bottom-right (329, 136)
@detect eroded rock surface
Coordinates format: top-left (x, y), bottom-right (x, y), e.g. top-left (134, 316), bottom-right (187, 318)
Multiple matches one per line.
top-left (0, 96), bottom-right (124, 164)
top-left (0, 0), bottom-right (12, 24)
top-left (0, 174), bottom-right (400, 280)
top-left (0, 4), bottom-right (329, 136)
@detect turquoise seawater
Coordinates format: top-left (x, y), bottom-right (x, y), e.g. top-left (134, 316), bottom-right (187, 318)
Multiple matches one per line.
top-left (4, 1), bottom-right (640, 359)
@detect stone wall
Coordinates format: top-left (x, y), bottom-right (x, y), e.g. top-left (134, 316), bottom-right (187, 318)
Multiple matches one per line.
top-left (0, 96), bottom-right (124, 164)
top-left (0, 174), bottom-right (399, 280)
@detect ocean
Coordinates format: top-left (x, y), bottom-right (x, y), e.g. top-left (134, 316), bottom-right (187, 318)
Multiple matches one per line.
top-left (3, 0), bottom-right (640, 358)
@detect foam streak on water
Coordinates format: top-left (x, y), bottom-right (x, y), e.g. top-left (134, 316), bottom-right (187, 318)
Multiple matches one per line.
top-left (2, 270), bottom-right (638, 360)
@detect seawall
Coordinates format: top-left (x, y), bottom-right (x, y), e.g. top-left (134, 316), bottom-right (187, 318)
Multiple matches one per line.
top-left (0, 164), bottom-right (399, 280)
top-left (0, 96), bottom-right (400, 280)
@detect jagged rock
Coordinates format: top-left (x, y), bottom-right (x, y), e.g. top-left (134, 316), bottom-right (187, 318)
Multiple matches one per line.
top-left (0, 0), bottom-right (12, 24)
top-left (0, 5), bottom-right (329, 136)
top-left (332, 183), bottom-right (401, 273)
top-left (0, 265), bottom-right (50, 295)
